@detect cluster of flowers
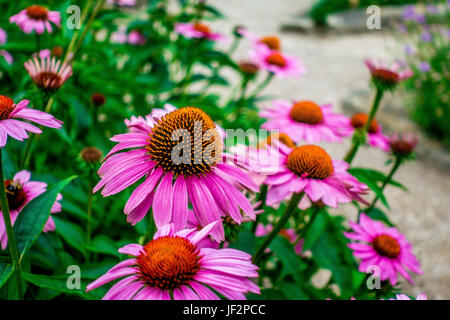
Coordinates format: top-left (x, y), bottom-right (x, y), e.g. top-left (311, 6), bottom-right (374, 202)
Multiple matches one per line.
top-left (0, 2), bottom-right (427, 300)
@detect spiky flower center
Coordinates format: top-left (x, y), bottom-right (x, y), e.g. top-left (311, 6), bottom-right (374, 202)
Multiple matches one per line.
top-left (266, 52), bottom-right (286, 68)
top-left (137, 236), bottom-right (201, 290)
top-left (350, 113), bottom-right (379, 134)
top-left (26, 5), bottom-right (48, 20)
top-left (0, 96), bottom-right (15, 120)
top-left (287, 145), bottom-right (334, 179)
top-left (266, 133), bottom-right (295, 149)
top-left (260, 36), bottom-right (281, 50)
top-left (289, 101), bottom-right (324, 125)
top-left (4, 180), bottom-right (26, 211)
top-left (193, 23), bottom-right (211, 35)
top-left (81, 147), bottom-right (103, 163)
top-left (35, 71), bottom-right (62, 90)
top-left (372, 234), bottom-right (400, 258)
top-left (239, 62), bottom-right (259, 75)
top-left (390, 140), bottom-right (414, 156)
top-left (148, 107), bottom-right (222, 176)
top-left (371, 68), bottom-right (400, 85)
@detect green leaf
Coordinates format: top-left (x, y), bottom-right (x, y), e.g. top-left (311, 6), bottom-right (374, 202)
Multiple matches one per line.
top-left (278, 281), bottom-right (308, 300)
top-left (13, 176), bottom-right (76, 260)
top-left (365, 207), bottom-right (394, 227)
top-left (0, 263), bottom-right (12, 289)
top-left (269, 236), bottom-right (305, 284)
top-left (53, 216), bottom-right (86, 255)
top-left (22, 272), bottom-right (102, 299)
top-left (303, 211), bottom-right (327, 250)
top-left (84, 235), bottom-right (121, 258)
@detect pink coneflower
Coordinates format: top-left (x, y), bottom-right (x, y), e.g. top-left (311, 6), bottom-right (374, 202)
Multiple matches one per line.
top-left (24, 56), bottom-right (72, 91)
top-left (175, 22), bottom-right (226, 42)
top-left (344, 213), bottom-right (423, 286)
top-left (391, 293), bottom-right (427, 300)
top-left (365, 59), bottom-right (413, 90)
top-left (350, 113), bottom-right (390, 152)
top-left (0, 27), bottom-right (13, 65)
top-left (0, 96), bottom-right (62, 148)
top-left (251, 45), bottom-right (306, 78)
top-left (9, 5), bottom-right (61, 35)
top-left (86, 222), bottom-right (260, 300)
top-left (95, 107), bottom-right (258, 242)
top-left (256, 223), bottom-right (303, 255)
top-left (128, 30), bottom-right (146, 45)
top-left (237, 28), bottom-right (282, 51)
top-left (124, 104), bottom-right (177, 133)
top-left (258, 143), bottom-right (369, 208)
top-left (260, 100), bottom-right (352, 144)
top-left (389, 132), bottom-right (418, 157)
top-left (0, 170), bottom-right (62, 250)
top-left (110, 26), bottom-right (128, 44)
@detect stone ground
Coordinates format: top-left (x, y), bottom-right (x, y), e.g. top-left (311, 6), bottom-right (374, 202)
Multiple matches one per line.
top-left (208, 0), bottom-right (450, 299)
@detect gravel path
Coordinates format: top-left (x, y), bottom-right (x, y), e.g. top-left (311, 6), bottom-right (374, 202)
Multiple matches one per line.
top-left (210, 0), bottom-right (450, 299)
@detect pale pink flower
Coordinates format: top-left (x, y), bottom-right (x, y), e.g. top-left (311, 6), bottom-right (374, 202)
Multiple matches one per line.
top-left (0, 170), bottom-right (62, 249)
top-left (10, 5), bottom-right (61, 35)
top-left (128, 30), bottom-right (146, 45)
top-left (0, 27), bottom-right (13, 65)
top-left (175, 22), bottom-right (227, 42)
top-left (24, 56), bottom-right (73, 91)
top-left (391, 293), bottom-right (427, 300)
top-left (250, 45), bottom-right (306, 78)
top-left (260, 100), bottom-right (352, 144)
top-left (344, 213), bottom-right (423, 286)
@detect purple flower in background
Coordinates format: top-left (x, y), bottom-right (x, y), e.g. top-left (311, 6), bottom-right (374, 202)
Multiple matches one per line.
top-left (402, 5), bottom-right (416, 20)
top-left (397, 24), bottom-right (408, 34)
top-left (426, 5), bottom-right (439, 14)
top-left (421, 31), bottom-right (433, 42)
top-left (418, 61), bottom-right (431, 72)
top-left (404, 45), bottom-right (416, 56)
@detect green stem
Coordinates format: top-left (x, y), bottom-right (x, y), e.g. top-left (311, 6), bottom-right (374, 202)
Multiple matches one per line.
top-left (252, 184), bottom-right (267, 233)
top-left (22, 92), bottom-right (52, 169)
top-left (70, 0), bottom-right (106, 63)
top-left (0, 149), bottom-right (23, 299)
top-left (147, 213), bottom-right (156, 242)
top-left (343, 88), bottom-right (384, 164)
top-left (63, 0), bottom-right (94, 64)
top-left (365, 157), bottom-right (402, 214)
top-left (35, 33), bottom-right (40, 53)
top-left (294, 207), bottom-right (319, 246)
top-left (227, 36), bottom-right (241, 56)
top-left (234, 78), bottom-right (249, 118)
top-left (86, 170), bottom-right (93, 244)
top-left (253, 192), bottom-right (304, 265)
top-left (247, 73), bottom-right (274, 99)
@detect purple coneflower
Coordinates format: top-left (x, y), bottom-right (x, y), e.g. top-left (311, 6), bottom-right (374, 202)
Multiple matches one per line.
top-left (251, 46), bottom-right (306, 78)
top-left (24, 56), bottom-right (73, 91)
top-left (365, 59), bottom-right (413, 90)
top-left (95, 107), bottom-right (258, 242)
top-left (350, 113), bottom-right (390, 152)
top-left (10, 5), bottom-right (61, 34)
top-left (0, 95), bottom-right (62, 147)
top-left (0, 28), bottom-right (13, 65)
top-left (260, 100), bottom-right (352, 144)
top-left (344, 213), bottom-right (423, 286)
top-left (175, 22), bottom-right (226, 42)
top-left (86, 222), bottom-right (260, 300)
top-left (0, 170), bottom-right (62, 249)
top-left (253, 143), bottom-right (369, 209)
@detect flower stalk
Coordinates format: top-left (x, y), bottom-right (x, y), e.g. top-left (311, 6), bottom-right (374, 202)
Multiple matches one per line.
top-left (0, 149), bottom-right (23, 299)
top-left (344, 88), bottom-right (384, 164)
top-left (253, 192), bottom-right (304, 265)
top-left (366, 156), bottom-right (402, 213)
